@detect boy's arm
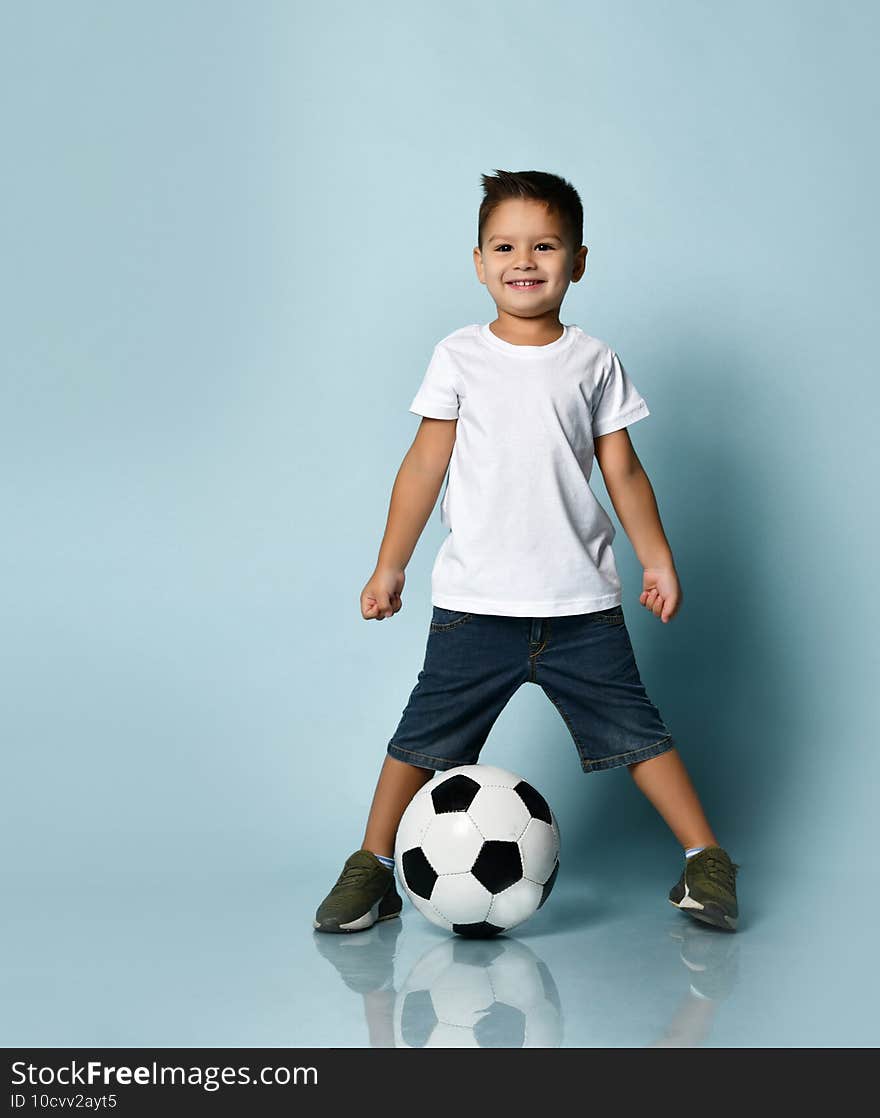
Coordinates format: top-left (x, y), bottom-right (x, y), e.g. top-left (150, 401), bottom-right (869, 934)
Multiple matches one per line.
top-left (595, 428), bottom-right (681, 621)
top-left (362, 418), bottom-right (455, 619)
top-left (376, 419), bottom-right (455, 571)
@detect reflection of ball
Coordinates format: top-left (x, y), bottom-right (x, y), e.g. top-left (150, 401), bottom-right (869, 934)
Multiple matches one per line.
top-left (393, 937), bottom-right (564, 1048)
top-left (394, 764), bottom-right (560, 937)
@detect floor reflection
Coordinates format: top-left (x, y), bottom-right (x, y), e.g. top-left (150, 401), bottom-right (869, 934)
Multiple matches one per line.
top-left (312, 910), bottom-right (740, 1048)
top-left (313, 923), bottom-right (561, 1047)
top-left (648, 922), bottom-right (740, 1047)
top-left (393, 937), bottom-right (563, 1048)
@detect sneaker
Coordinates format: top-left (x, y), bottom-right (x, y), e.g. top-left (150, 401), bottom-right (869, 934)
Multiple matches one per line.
top-left (313, 849), bottom-right (403, 934)
top-left (668, 845), bottom-right (740, 931)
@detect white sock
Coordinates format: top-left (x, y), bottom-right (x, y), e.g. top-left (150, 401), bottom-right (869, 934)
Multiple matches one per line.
top-left (375, 853), bottom-right (395, 871)
top-left (685, 845), bottom-right (709, 859)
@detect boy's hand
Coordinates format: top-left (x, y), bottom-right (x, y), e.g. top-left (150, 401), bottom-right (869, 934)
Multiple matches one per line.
top-left (362, 566), bottom-right (405, 621)
top-left (639, 565), bottom-right (682, 623)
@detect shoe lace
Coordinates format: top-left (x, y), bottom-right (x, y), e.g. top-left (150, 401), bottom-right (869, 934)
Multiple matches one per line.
top-left (700, 851), bottom-right (740, 892)
top-left (335, 864), bottom-right (371, 890)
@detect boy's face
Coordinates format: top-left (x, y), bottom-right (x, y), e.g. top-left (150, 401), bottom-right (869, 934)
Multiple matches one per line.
top-left (473, 198), bottom-right (587, 322)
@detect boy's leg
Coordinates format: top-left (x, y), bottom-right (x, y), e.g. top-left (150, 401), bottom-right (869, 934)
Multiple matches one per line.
top-left (317, 610), bottom-right (524, 932)
top-left (362, 755), bottom-right (435, 858)
top-left (313, 756), bottom-right (434, 934)
top-left (529, 610), bottom-right (738, 928)
top-left (628, 748), bottom-right (739, 931)
top-left (626, 748), bottom-right (718, 849)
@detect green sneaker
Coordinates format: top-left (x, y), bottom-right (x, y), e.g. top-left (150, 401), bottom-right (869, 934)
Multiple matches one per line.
top-left (313, 849), bottom-right (403, 934)
top-left (668, 845), bottom-right (740, 931)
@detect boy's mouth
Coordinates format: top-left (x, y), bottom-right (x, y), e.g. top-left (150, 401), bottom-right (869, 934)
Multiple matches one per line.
top-left (505, 280), bottom-right (545, 290)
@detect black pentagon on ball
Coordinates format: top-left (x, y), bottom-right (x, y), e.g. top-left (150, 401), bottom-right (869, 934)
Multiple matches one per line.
top-left (431, 774), bottom-right (480, 814)
top-left (401, 847), bottom-right (438, 899)
top-left (472, 840), bottom-right (522, 893)
top-left (452, 920), bottom-right (505, 938)
top-left (538, 859), bottom-right (559, 908)
top-left (514, 780), bottom-right (552, 824)
top-left (474, 1002), bottom-right (527, 1048)
top-left (399, 989), bottom-right (437, 1048)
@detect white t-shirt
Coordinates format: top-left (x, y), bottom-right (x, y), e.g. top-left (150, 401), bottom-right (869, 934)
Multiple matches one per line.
top-left (409, 322), bottom-right (651, 617)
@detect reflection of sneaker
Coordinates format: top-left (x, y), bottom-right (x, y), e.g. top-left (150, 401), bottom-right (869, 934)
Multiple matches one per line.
top-left (668, 846), bottom-right (739, 931)
top-left (313, 850), bottom-right (403, 934)
top-left (668, 924), bottom-right (740, 1001)
top-left (313, 916), bottom-right (402, 994)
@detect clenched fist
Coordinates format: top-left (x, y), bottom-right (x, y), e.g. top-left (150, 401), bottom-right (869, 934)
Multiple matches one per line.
top-left (639, 565), bottom-right (682, 623)
top-left (361, 566), bottom-right (406, 620)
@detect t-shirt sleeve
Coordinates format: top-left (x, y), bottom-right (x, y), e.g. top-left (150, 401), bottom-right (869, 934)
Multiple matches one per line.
top-left (409, 344), bottom-right (460, 420)
top-left (591, 349), bottom-right (650, 437)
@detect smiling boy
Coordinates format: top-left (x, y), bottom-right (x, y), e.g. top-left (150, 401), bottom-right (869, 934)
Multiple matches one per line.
top-left (314, 169), bottom-right (740, 935)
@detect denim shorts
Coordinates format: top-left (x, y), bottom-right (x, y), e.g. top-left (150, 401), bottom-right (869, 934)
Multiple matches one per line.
top-left (386, 605), bottom-right (676, 774)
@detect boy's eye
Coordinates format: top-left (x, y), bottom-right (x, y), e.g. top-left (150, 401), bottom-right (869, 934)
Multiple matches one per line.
top-left (494, 243), bottom-right (556, 252)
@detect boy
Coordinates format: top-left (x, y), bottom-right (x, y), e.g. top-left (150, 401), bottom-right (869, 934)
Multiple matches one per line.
top-left (314, 170), bottom-right (739, 936)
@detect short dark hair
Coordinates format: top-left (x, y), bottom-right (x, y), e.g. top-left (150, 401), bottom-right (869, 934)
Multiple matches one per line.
top-left (477, 169), bottom-right (584, 252)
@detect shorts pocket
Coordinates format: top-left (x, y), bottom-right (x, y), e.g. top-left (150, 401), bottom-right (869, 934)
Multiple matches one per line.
top-left (429, 607), bottom-right (474, 632)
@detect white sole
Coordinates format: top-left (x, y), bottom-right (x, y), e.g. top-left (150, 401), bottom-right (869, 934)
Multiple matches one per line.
top-left (668, 895), bottom-right (737, 930)
top-left (314, 899), bottom-right (401, 933)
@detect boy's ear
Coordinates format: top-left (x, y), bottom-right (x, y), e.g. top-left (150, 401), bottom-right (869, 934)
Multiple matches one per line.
top-left (571, 245), bottom-right (588, 282)
top-left (473, 246), bottom-right (485, 283)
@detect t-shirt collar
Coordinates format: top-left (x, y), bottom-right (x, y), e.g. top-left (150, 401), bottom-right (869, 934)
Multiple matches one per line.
top-left (478, 322), bottom-right (575, 357)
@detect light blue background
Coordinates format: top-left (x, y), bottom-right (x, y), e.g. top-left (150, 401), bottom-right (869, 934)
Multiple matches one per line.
top-left (2, 1), bottom-right (877, 1047)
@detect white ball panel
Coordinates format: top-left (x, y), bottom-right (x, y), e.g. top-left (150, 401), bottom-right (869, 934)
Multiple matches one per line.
top-left (467, 786), bottom-right (531, 842)
top-left (406, 889), bottom-right (453, 931)
top-left (487, 878), bottom-right (543, 930)
top-left (422, 814), bottom-right (484, 874)
top-left (430, 873), bottom-right (492, 924)
top-left (519, 818), bottom-right (559, 883)
top-left (430, 963), bottom-right (496, 1027)
top-left (489, 951), bottom-right (548, 1007)
top-left (428, 1022), bottom-right (481, 1048)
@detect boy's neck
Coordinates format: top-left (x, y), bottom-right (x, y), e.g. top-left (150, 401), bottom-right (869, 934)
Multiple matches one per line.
top-left (489, 313), bottom-right (565, 347)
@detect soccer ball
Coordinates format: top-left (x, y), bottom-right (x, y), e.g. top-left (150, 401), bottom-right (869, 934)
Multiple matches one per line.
top-left (394, 764), bottom-right (560, 937)
top-left (393, 937), bottom-right (563, 1048)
